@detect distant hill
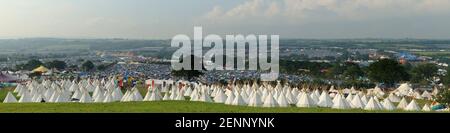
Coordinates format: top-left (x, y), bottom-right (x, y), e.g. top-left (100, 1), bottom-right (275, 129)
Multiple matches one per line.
top-left (1, 38), bottom-right (450, 54)
top-left (0, 38), bottom-right (170, 53)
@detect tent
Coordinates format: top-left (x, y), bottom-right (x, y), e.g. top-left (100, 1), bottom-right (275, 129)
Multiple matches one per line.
top-left (213, 90), bottom-right (227, 103)
top-left (224, 92), bottom-right (235, 105)
top-left (332, 95), bottom-right (351, 109)
top-left (397, 97), bottom-right (408, 109)
top-left (277, 92), bottom-right (289, 107)
top-left (248, 91), bottom-right (262, 107)
top-left (364, 97), bottom-right (382, 110)
top-left (421, 91), bottom-right (432, 100)
top-left (387, 93), bottom-right (401, 102)
top-left (3, 91), bottom-right (17, 103)
top-left (32, 66), bottom-right (49, 73)
top-left (296, 92), bottom-right (317, 107)
top-left (174, 91), bottom-right (186, 101)
top-left (317, 90), bottom-right (333, 107)
top-left (263, 92), bottom-right (278, 107)
top-left (395, 83), bottom-right (413, 96)
top-left (404, 100), bottom-right (420, 111)
top-left (350, 94), bottom-right (365, 109)
top-left (422, 104), bottom-right (431, 111)
top-left (231, 91), bottom-right (247, 105)
top-left (382, 99), bottom-right (396, 110)
top-left (0, 72), bottom-right (18, 82)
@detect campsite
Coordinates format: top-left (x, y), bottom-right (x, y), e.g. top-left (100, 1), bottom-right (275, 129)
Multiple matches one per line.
top-left (0, 76), bottom-right (441, 113)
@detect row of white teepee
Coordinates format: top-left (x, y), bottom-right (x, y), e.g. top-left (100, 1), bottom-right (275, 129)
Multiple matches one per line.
top-left (2, 79), bottom-right (435, 112)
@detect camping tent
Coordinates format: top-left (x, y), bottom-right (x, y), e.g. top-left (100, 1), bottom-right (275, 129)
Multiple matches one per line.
top-left (395, 83), bottom-right (413, 96)
top-left (32, 66), bottom-right (49, 73)
top-left (0, 72), bottom-right (18, 82)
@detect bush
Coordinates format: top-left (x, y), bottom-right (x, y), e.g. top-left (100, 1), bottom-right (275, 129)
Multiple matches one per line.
top-left (436, 89), bottom-right (450, 105)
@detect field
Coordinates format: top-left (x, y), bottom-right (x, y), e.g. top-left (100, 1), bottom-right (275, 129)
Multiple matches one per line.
top-left (412, 51), bottom-right (450, 58)
top-left (0, 87), bottom-right (432, 113)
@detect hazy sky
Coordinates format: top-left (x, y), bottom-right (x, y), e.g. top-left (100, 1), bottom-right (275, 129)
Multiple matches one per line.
top-left (1, 0), bottom-right (450, 39)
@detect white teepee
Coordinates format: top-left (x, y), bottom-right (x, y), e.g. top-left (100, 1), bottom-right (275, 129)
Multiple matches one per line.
top-left (387, 93), bottom-right (401, 102)
top-left (296, 92), bottom-right (317, 107)
top-left (248, 91), bottom-right (263, 107)
top-left (213, 90), bottom-right (227, 103)
top-left (3, 91), bottom-right (17, 103)
top-left (318, 91), bottom-right (333, 107)
top-left (422, 104), bottom-right (431, 111)
top-left (350, 94), bottom-right (365, 109)
top-left (364, 97), bottom-right (382, 110)
top-left (262, 92), bottom-right (278, 107)
top-left (382, 99), bottom-right (396, 111)
top-left (332, 95), bottom-right (351, 109)
top-left (397, 97), bottom-right (408, 109)
top-left (404, 100), bottom-right (420, 111)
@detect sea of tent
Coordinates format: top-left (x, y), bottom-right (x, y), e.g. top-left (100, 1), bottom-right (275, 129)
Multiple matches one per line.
top-left (2, 78), bottom-right (445, 112)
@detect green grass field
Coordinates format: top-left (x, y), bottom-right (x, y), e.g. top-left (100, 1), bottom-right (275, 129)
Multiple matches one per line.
top-left (0, 87), bottom-right (433, 113)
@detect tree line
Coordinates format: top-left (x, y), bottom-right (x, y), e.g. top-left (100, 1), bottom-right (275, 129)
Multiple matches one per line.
top-left (281, 59), bottom-right (444, 88)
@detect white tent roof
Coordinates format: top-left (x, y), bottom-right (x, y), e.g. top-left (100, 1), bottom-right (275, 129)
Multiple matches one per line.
top-left (404, 100), bottom-right (420, 111)
top-left (396, 83), bottom-right (413, 96)
top-left (224, 92), bottom-right (235, 105)
top-left (397, 97), bottom-right (408, 109)
top-left (277, 92), bottom-right (289, 107)
top-left (296, 92), bottom-right (316, 107)
top-left (332, 95), bottom-right (351, 109)
top-left (350, 94), bottom-right (365, 109)
top-left (262, 92), bottom-right (278, 107)
top-left (364, 97), bottom-right (382, 110)
top-left (382, 99), bottom-right (396, 110)
top-left (318, 90), bottom-right (333, 107)
top-left (3, 91), bottom-right (17, 103)
top-left (387, 93), bottom-right (401, 102)
top-left (248, 91), bottom-right (263, 107)
top-left (422, 104), bottom-right (431, 111)
top-left (79, 91), bottom-right (92, 103)
top-left (213, 90), bottom-right (227, 103)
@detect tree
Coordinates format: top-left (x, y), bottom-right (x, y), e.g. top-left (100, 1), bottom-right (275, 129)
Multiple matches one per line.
top-left (46, 60), bottom-right (67, 70)
top-left (367, 59), bottom-right (410, 86)
top-left (436, 88), bottom-right (450, 105)
top-left (443, 67), bottom-right (450, 86)
top-left (97, 64), bottom-right (107, 71)
top-left (171, 55), bottom-right (205, 81)
top-left (82, 61), bottom-right (95, 71)
top-left (21, 59), bottom-right (43, 70)
top-left (411, 63), bottom-right (438, 84)
top-left (343, 63), bottom-right (364, 81)
top-left (171, 69), bottom-right (204, 81)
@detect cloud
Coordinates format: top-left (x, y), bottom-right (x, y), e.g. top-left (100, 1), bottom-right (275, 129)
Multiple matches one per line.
top-left (203, 0), bottom-right (450, 23)
top-left (199, 0), bottom-right (450, 38)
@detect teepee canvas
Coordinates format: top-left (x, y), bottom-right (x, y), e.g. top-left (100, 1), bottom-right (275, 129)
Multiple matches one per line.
top-left (263, 92), bottom-right (278, 107)
top-left (364, 97), bottom-right (382, 110)
top-left (387, 93), bottom-right (401, 102)
top-left (382, 99), bottom-right (396, 111)
top-left (248, 91), bottom-right (263, 107)
top-left (350, 94), bottom-right (365, 109)
top-left (277, 92), bottom-right (289, 107)
top-left (318, 90), bottom-right (333, 107)
top-left (213, 90), bottom-right (227, 103)
top-left (296, 92), bottom-right (316, 107)
top-left (404, 100), bottom-right (420, 111)
top-left (422, 104), bottom-right (431, 111)
top-left (397, 97), bottom-right (408, 109)
top-left (332, 95), bottom-right (351, 109)
top-left (3, 91), bottom-right (17, 103)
